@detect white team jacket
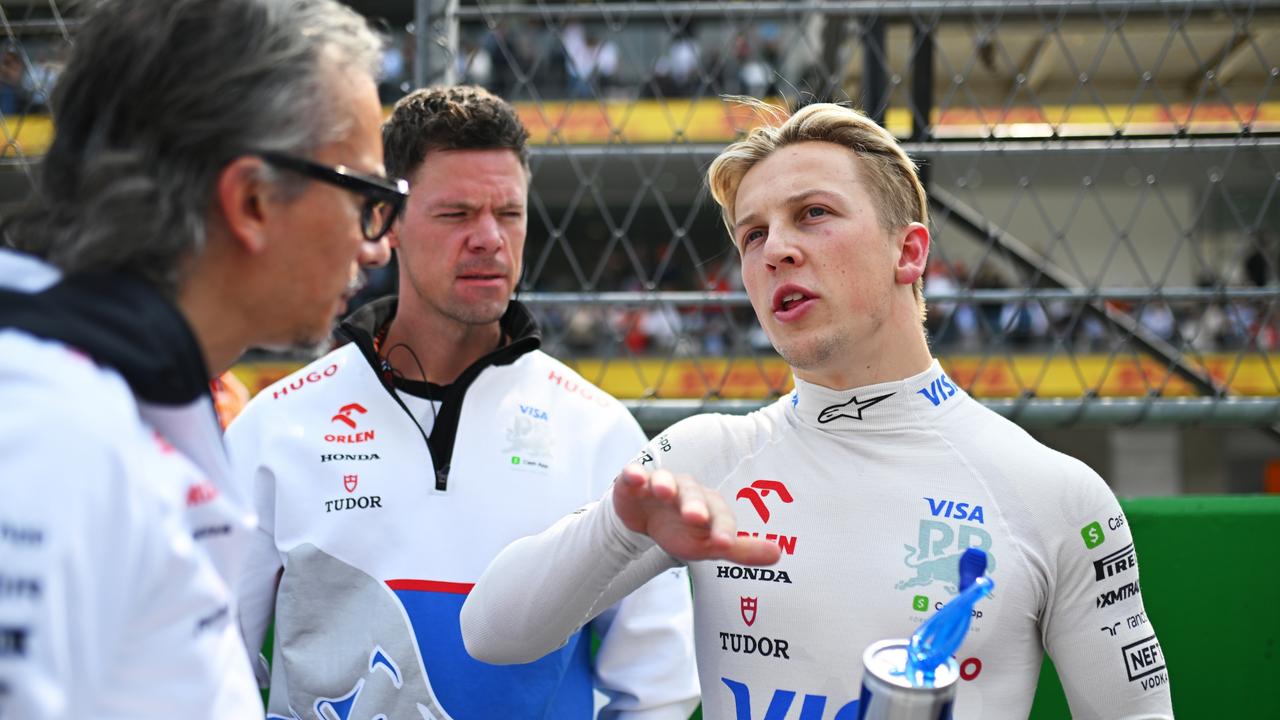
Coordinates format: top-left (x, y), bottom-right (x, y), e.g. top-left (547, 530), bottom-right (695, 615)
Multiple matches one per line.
top-left (0, 249), bottom-right (260, 719)
top-left (227, 301), bottom-right (698, 720)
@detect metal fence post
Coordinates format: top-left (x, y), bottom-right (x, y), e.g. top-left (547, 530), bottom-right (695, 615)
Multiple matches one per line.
top-left (414, 0), bottom-right (459, 89)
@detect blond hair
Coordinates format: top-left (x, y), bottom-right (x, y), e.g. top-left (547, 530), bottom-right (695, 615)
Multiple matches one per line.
top-left (708, 99), bottom-right (929, 306)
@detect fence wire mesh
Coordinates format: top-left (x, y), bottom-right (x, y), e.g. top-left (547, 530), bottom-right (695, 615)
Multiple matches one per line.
top-left (2, 0), bottom-right (1278, 432)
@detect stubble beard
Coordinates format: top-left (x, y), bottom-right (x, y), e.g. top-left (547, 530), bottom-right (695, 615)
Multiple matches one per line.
top-left (774, 329), bottom-right (843, 376)
top-left (441, 297), bottom-right (508, 326)
top-left (289, 315), bottom-right (341, 358)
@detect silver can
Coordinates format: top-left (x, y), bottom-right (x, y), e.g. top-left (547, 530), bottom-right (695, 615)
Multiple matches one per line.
top-left (858, 638), bottom-right (959, 720)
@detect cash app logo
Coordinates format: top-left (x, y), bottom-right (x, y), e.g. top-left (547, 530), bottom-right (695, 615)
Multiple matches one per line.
top-left (912, 595), bottom-right (929, 612)
top-left (1081, 521), bottom-right (1105, 549)
top-left (511, 456), bottom-right (521, 465)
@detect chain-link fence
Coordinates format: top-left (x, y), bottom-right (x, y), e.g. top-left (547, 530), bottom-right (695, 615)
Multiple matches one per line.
top-left (3, 0), bottom-right (1279, 436)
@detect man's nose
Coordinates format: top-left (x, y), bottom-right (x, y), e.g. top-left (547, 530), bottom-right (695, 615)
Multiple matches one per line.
top-left (358, 236), bottom-right (392, 268)
top-left (467, 212), bottom-right (505, 253)
top-left (763, 230), bottom-right (802, 269)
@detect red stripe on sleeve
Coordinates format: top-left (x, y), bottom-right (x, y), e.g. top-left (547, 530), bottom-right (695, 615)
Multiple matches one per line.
top-left (385, 579), bottom-right (474, 594)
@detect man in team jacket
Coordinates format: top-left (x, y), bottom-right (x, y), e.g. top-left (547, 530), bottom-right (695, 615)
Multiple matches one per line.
top-left (227, 86), bottom-right (698, 719)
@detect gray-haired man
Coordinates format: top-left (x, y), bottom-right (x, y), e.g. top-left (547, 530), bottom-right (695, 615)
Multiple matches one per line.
top-left (0, 0), bottom-right (404, 716)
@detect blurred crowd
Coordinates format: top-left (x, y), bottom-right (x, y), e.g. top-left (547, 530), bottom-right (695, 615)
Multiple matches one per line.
top-left (921, 259), bottom-right (1279, 357)
top-left (0, 42), bottom-right (64, 115)
top-left (6, 21), bottom-right (1276, 361)
top-left (379, 20), bottom-right (795, 103)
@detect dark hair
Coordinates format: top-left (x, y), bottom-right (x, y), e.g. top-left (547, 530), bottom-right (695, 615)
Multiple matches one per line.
top-left (382, 85), bottom-right (530, 182)
top-left (2, 0), bottom-right (381, 295)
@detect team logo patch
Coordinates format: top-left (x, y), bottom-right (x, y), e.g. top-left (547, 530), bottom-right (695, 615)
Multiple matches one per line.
top-left (897, 496), bottom-right (995, 597)
top-left (332, 402), bottom-right (368, 429)
top-left (735, 480), bottom-right (793, 523)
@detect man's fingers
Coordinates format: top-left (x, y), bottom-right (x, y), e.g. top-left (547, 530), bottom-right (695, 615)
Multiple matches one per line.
top-left (648, 469), bottom-right (677, 500)
top-left (675, 474), bottom-right (710, 525)
top-left (616, 464), bottom-right (648, 493)
top-left (722, 536), bottom-right (783, 566)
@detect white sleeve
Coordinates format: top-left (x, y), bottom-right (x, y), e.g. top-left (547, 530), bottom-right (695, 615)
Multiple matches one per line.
top-left (460, 492), bottom-right (678, 666)
top-left (584, 413), bottom-right (699, 720)
top-left (1, 499), bottom-right (97, 717)
top-left (0, 392), bottom-right (135, 718)
top-left (1042, 469), bottom-right (1173, 719)
top-left (590, 567), bottom-right (698, 720)
top-left (224, 410), bottom-right (283, 685)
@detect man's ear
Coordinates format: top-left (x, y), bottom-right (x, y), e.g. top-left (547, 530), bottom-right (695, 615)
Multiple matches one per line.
top-left (895, 222), bottom-right (930, 286)
top-left (215, 156), bottom-right (273, 255)
top-left (385, 218), bottom-right (401, 251)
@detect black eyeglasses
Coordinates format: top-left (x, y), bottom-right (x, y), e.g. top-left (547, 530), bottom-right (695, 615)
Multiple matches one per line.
top-left (257, 151), bottom-right (409, 242)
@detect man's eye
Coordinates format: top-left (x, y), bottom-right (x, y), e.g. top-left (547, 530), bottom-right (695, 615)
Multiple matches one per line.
top-left (742, 229), bottom-right (764, 246)
top-left (805, 206), bottom-right (827, 218)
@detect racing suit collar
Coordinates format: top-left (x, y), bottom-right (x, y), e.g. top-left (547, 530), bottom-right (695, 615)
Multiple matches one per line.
top-left (789, 360), bottom-right (962, 432)
top-left (0, 266), bottom-right (210, 405)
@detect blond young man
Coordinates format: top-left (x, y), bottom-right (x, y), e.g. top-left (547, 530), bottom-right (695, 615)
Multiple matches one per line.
top-left (461, 102), bottom-right (1174, 720)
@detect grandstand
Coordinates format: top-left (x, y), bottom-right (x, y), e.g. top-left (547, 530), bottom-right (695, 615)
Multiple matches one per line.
top-left (3, 0), bottom-right (1277, 487)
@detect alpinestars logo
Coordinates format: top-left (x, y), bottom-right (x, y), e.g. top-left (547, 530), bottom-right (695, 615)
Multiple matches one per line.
top-left (735, 480), bottom-right (793, 523)
top-left (332, 403), bottom-right (368, 429)
top-left (740, 597), bottom-right (757, 626)
top-left (817, 392), bottom-right (894, 423)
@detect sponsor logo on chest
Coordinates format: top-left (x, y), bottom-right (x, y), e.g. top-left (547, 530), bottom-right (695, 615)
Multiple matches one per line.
top-left (325, 430), bottom-right (376, 444)
top-left (504, 403), bottom-right (554, 472)
top-left (734, 480), bottom-right (798, 555)
top-left (897, 496), bottom-right (996, 598)
top-left (323, 474), bottom-right (383, 514)
top-left (715, 565), bottom-right (793, 584)
top-left (322, 402), bottom-right (376, 443)
top-left (717, 595), bottom-right (791, 660)
top-left (321, 453), bottom-right (381, 463)
top-left (272, 364), bottom-right (339, 400)
top-left (719, 659), bottom-right (984, 720)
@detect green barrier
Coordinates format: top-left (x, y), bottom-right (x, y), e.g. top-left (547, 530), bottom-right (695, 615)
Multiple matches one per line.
top-left (1030, 495), bottom-right (1280, 718)
top-left (260, 495), bottom-right (1280, 717)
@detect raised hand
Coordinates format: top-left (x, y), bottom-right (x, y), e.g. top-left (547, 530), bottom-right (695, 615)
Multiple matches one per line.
top-left (612, 464), bottom-right (781, 566)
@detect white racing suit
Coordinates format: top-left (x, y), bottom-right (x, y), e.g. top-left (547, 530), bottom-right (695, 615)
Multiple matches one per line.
top-left (463, 361), bottom-right (1175, 720)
